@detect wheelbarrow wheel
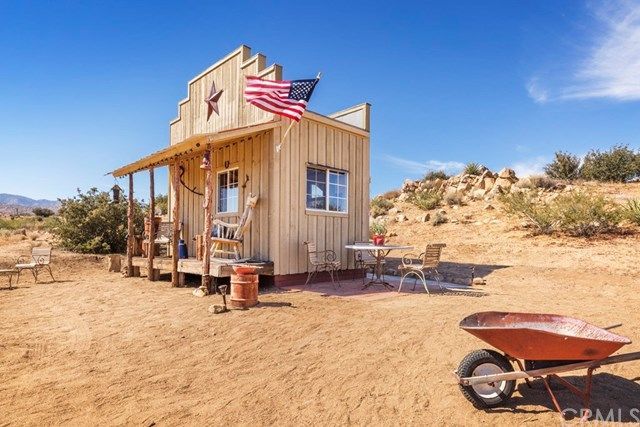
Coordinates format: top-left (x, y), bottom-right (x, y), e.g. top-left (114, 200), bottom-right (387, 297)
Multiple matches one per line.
top-left (458, 349), bottom-right (515, 408)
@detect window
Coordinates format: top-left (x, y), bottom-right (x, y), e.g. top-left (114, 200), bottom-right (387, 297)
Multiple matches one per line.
top-left (217, 168), bottom-right (239, 213)
top-left (306, 166), bottom-right (348, 213)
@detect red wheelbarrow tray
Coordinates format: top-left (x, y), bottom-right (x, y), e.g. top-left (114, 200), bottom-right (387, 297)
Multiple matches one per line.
top-left (459, 311), bottom-right (632, 361)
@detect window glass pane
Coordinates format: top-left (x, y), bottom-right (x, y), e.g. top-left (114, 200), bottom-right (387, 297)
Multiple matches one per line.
top-left (329, 183), bottom-right (338, 197)
top-left (328, 197), bottom-right (338, 212)
top-left (336, 198), bottom-right (347, 212)
top-left (338, 172), bottom-right (347, 185)
top-left (337, 185), bottom-right (346, 198)
top-left (329, 171), bottom-right (338, 184)
top-left (218, 169), bottom-right (239, 213)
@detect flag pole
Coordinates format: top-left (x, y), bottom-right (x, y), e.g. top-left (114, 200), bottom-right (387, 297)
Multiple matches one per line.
top-left (276, 72), bottom-right (322, 153)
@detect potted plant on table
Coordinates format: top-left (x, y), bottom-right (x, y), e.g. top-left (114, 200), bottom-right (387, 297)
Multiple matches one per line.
top-left (370, 220), bottom-right (387, 246)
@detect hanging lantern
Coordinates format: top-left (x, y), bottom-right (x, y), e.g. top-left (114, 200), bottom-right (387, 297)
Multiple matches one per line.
top-left (200, 150), bottom-right (211, 170)
top-left (111, 184), bottom-right (123, 203)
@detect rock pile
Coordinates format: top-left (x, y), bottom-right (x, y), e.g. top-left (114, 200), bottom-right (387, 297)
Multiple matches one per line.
top-left (401, 167), bottom-right (521, 202)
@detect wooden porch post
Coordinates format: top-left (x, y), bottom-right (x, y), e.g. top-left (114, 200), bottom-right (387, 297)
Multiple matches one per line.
top-left (126, 173), bottom-right (134, 276)
top-left (196, 146), bottom-right (213, 296)
top-left (148, 167), bottom-right (156, 281)
top-left (171, 162), bottom-right (180, 287)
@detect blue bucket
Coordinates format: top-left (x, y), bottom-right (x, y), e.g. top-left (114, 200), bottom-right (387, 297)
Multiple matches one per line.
top-left (178, 239), bottom-right (188, 259)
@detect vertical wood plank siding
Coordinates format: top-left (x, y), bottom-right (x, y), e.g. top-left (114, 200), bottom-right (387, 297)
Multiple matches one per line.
top-left (166, 45), bottom-right (370, 276)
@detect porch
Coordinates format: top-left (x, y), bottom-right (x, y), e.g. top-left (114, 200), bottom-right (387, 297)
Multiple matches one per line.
top-left (130, 256), bottom-right (274, 282)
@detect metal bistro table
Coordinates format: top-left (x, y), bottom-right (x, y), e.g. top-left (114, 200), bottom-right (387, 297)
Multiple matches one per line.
top-left (345, 243), bottom-right (412, 290)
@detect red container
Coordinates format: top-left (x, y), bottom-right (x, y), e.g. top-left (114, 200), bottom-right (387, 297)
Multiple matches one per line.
top-left (372, 235), bottom-right (386, 246)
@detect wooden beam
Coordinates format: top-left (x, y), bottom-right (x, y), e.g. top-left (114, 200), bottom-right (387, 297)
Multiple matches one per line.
top-left (196, 147), bottom-right (213, 296)
top-left (148, 168), bottom-right (156, 281)
top-left (126, 173), bottom-right (134, 277)
top-left (171, 162), bottom-right (180, 286)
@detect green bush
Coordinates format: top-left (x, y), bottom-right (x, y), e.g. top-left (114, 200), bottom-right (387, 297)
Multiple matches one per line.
top-left (500, 192), bottom-right (554, 234)
top-left (52, 188), bottom-right (146, 254)
top-left (501, 191), bottom-right (623, 237)
top-left (410, 189), bottom-right (442, 210)
top-left (464, 162), bottom-right (483, 175)
top-left (371, 196), bottom-right (394, 218)
top-left (423, 170), bottom-right (449, 181)
top-left (32, 207), bottom-right (55, 218)
top-left (625, 200), bottom-right (640, 225)
top-left (580, 145), bottom-right (640, 182)
top-left (0, 215), bottom-right (56, 231)
top-left (544, 151), bottom-right (581, 180)
top-left (552, 193), bottom-right (621, 237)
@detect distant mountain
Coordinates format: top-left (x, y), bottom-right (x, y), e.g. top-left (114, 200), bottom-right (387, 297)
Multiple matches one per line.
top-left (0, 193), bottom-right (60, 214)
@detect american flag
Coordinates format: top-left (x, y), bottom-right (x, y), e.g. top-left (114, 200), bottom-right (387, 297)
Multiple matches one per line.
top-left (244, 76), bottom-right (319, 121)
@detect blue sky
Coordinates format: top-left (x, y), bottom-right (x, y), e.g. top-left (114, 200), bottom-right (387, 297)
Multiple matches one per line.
top-left (1, 0), bottom-right (640, 201)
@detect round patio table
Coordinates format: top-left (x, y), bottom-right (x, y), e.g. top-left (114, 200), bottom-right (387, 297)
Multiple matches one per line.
top-left (345, 243), bottom-right (412, 290)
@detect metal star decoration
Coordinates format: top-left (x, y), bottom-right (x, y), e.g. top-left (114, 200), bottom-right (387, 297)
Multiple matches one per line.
top-left (205, 80), bottom-right (224, 120)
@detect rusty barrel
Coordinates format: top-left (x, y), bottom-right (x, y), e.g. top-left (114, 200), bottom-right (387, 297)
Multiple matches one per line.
top-left (230, 273), bottom-right (259, 309)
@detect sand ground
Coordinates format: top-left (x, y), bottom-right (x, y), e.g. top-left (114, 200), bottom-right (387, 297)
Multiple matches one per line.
top-left (1, 200), bottom-right (640, 425)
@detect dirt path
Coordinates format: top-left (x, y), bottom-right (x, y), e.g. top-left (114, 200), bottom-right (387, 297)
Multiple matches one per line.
top-left (1, 223), bottom-right (640, 425)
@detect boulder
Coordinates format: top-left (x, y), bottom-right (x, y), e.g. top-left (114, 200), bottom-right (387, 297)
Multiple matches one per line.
top-left (498, 168), bottom-right (517, 179)
top-left (396, 214), bottom-right (408, 222)
top-left (397, 192), bottom-right (410, 202)
top-left (388, 207), bottom-right (401, 215)
top-left (417, 213), bottom-right (430, 222)
top-left (494, 177), bottom-right (514, 189)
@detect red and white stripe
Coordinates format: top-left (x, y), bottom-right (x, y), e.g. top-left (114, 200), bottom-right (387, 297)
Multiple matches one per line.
top-left (244, 76), bottom-right (308, 121)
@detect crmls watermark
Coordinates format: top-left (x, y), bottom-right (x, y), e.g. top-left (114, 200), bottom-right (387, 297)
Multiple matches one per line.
top-left (562, 407), bottom-right (640, 423)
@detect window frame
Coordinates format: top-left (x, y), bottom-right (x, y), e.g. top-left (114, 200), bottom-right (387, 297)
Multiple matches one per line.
top-left (305, 165), bottom-right (349, 214)
top-left (216, 167), bottom-right (240, 215)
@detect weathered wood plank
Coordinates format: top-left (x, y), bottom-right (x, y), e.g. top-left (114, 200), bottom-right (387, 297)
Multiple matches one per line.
top-left (148, 168), bottom-right (155, 281)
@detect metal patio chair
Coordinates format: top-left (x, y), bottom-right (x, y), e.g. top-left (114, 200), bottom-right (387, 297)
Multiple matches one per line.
top-left (398, 244), bottom-right (446, 294)
top-left (353, 242), bottom-right (385, 285)
top-left (303, 241), bottom-right (341, 288)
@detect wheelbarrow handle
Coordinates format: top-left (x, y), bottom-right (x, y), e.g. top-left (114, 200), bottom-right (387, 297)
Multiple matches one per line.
top-left (603, 323), bottom-right (623, 331)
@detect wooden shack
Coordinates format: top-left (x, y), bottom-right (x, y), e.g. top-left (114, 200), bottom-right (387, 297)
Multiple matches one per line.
top-left (111, 45), bottom-right (370, 288)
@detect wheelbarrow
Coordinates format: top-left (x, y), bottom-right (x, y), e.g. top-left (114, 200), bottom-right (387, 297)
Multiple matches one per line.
top-left (454, 311), bottom-right (640, 421)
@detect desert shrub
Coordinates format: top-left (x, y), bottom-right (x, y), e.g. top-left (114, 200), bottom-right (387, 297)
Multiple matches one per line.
top-left (528, 175), bottom-right (560, 190)
top-left (370, 196), bottom-right (394, 218)
top-left (624, 200), bottom-right (640, 225)
top-left (501, 191), bottom-right (623, 237)
top-left (0, 215), bottom-right (56, 231)
top-left (552, 193), bottom-right (622, 237)
top-left (544, 151), bottom-right (581, 180)
top-left (431, 211), bottom-right (447, 226)
top-left (464, 162), bottom-right (483, 175)
top-left (410, 189), bottom-right (442, 210)
top-left (52, 188), bottom-right (146, 254)
top-left (423, 170), bottom-right (449, 181)
top-left (381, 189), bottom-right (400, 200)
top-left (500, 192), bottom-right (555, 234)
top-left (32, 207), bottom-right (55, 218)
top-left (580, 145), bottom-right (640, 182)
top-left (444, 192), bottom-right (464, 206)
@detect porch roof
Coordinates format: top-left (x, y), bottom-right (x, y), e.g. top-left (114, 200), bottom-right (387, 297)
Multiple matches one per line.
top-left (110, 120), bottom-right (280, 177)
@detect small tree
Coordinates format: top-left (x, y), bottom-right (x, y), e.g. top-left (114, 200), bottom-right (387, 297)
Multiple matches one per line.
top-left (580, 145), bottom-right (639, 182)
top-left (32, 207), bottom-right (55, 218)
top-left (52, 188), bottom-right (146, 254)
top-left (544, 151), bottom-right (581, 180)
